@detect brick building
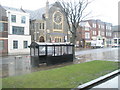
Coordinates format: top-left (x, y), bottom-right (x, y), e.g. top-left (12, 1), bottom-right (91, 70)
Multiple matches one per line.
top-left (76, 21), bottom-right (91, 48)
top-left (0, 5), bottom-right (8, 55)
top-left (77, 19), bottom-right (112, 48)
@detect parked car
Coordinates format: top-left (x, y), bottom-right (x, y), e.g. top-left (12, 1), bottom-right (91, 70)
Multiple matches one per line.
top-left (112, 38), bottom-right (120, 48)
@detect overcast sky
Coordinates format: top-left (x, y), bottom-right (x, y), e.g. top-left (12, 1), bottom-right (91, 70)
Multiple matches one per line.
top-left (0, 0), bottom-right (119, 25)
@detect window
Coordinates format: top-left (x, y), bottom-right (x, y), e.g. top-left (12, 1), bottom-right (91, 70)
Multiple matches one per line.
top-left (109, 27), bottom-right (111, 30)
top-left (102, 32), bottom-right (104, 36)
top-left (12, 26), bottom-right (24, 35)
top-left (101, 25), bottom-right (104, 29)
top-left (93, 31), bottom-right (96, 35)
top-left (98, 25), bottom-right (101, 28)
top-left (24, 41), bottom-right (28, 48)
top-left (98, 31), bottom-right (101, 35)
top-left (39, 23), bottom-right (41, 29)
top-left (85, 27), bottom-right (89, 31)
top-left (21, 16), bottom-right (26, 23)
top-left (106, 32), bottom-right (111, 36)
top-left (106, 32), bottom-right (108, 36)
top-left (85, 32), bottom-right (90, 39)
top-left (106, 26), bottom-right (108, 30)
top-left (43, 23), bottom-right (44, 29)
top-left (0, 40), bottom-right (4, 50)
top-left (93, 23), bottom-right (96, 28)
top-left (13, 41), bottom-right (18, 49)
top-left (11, 15), bottom-right (16, 22)
top-left (55, 37), bottom-right (62, 42)
top-left (54, 23), bottom-right (62, 30)
top-left (39, 23), bottom-right (44, 29)
top-left (106, 26), bottom-right (111, 30)
top-left (0, 23), bottom-right (4, 32)
top-left (109, 32), bottom-right (112, 36)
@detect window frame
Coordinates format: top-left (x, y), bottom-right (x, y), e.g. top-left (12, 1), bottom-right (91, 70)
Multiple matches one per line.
top-left (12, 26), bottom-right (24, 35)
top-left (93, 31), bottom-right (96, 35)
top-left (11, 15), bottom-right (16, 23)
top-left (23, 41), bottom-right (28, 48)
top-left (21, 16), bottom-right (26, 24)
top-left (85, 27), bottom-right (90, 31)
top-left (0, 23), bottom-right (4, 32)
top-left (13, 40), bottom-right (18, 49)
top-left (85, 32), bottom-right (90, 39)
top-left (0, 40), bottom-right (4, 50)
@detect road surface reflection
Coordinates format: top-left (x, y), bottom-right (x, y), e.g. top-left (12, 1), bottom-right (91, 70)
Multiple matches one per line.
top-left (1, 48), bottom-right (119, 78)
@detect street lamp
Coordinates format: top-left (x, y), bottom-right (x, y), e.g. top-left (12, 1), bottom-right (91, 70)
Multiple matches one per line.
top-left (34, 23), bottom-right (37, 41)
top-left (46, 29), bottom-right (50, 42)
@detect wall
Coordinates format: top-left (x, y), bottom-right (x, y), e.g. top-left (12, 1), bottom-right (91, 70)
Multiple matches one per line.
top-left (0, 5), bottom-right (8, 55)
top-left (8, 35), bottom-right (31, 54)
top-left (6, 10), bottom-right (30, 35)
top-left (5, 8), bottom-right (31, 54)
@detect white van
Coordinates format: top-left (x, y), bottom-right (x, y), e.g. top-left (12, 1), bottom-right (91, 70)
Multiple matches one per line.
top-left (91, 40), bottom-right (104, 48)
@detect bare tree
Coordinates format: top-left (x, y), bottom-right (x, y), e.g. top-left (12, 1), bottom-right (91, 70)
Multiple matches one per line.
top-left (56, 0), bottom-right (92, 59)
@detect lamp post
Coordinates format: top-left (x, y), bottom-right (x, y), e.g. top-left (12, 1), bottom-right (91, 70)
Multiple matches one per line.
top-left (34, 23), bottom-right (37, 41)
top-left (46, 29), bottom-right (50, 42)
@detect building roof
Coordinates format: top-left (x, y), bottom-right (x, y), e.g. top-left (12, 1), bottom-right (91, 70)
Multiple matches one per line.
top-left (3, 6), bottom-right (26, 13)
top-left (2, 5), bottom-right (46, 20)
top-left (25, 4), bottom-right (53, 20)
top-left (96, 19), bottom-right (105, 25)
top-left (26, 7), bottom-right (46, 20)
top-left (2, 2), bottom-right (61, 21)
top-left (80, 21), bottom-right (91, 28)
top-left (84, 19), bottom-right (112, 26)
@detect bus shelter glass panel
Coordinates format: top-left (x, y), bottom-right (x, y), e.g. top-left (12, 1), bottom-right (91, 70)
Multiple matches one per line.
top-left (62, 46), bottom-right (67, 55)
top-left (47, 46), bottom-right (54, 56)
top-left (35, 47), bottom-right (38, 56)
top-left (55, 46), bottom-right (61, 56)
top-left (68, 46), bottom-right (72, 54)
top-left (39, 46), bottom-right (46, 55)
top-left (31, 48), bottom-right (34, 56)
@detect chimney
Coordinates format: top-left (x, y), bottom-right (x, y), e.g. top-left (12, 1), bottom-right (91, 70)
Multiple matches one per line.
top-left (46, 0), bottom-right (49, 19)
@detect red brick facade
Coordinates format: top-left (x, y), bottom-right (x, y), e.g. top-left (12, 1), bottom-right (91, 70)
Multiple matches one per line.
top-left (0, 5), bottom-right (8, 55)
top-left (76, 19), bottom-right (112, 48)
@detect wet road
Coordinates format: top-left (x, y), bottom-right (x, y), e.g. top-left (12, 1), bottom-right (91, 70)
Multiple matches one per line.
top-left (1, 47), bottom-right (119, 78)
top-left (75, 47), bottom-right (119, 63)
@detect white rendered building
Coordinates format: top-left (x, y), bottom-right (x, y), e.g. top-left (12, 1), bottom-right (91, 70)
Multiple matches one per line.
top-left (3, 6), bottom-right (31, 54)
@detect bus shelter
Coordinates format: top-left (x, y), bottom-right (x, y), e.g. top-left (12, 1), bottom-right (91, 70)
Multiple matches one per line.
top-left (29, 42), bottom-right (74, 67)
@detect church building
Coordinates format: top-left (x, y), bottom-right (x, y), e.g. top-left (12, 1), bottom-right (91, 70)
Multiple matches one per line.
top-left (28, 1), bottom-right (70, 43)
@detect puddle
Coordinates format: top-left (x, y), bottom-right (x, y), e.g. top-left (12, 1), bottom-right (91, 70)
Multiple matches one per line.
top-left (1, 48), bottom-right (119, 78)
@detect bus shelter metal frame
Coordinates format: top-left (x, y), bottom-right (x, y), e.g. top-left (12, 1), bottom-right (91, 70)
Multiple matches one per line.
top-left (29, 42), bottom-right (74, 67)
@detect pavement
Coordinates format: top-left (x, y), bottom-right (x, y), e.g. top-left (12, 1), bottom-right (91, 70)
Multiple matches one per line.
top-left (77, 70), bottom-right (120, 89)
top-left (93, 75), bottom-right (119, 89)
